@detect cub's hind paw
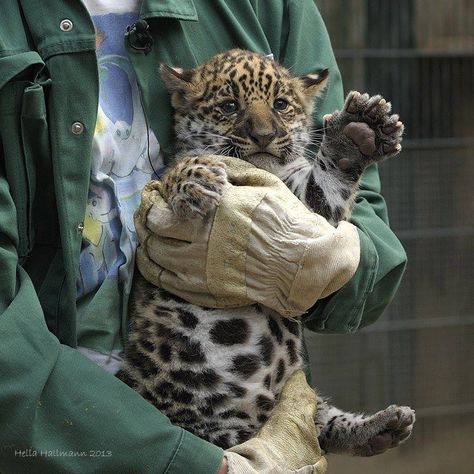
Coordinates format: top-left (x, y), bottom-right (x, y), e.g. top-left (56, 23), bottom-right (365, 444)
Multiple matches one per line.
top-left (353, 405), bottom-right (415, 457)
top-left (160, 156), bottom-right (228, 218)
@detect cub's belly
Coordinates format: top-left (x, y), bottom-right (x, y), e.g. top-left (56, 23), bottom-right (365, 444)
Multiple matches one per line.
top-left (121, 286), bottom-right (304, 448)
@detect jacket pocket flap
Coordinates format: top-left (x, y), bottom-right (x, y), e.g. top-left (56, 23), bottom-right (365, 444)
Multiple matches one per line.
top-left (0, 51), bottom-right (44, 91)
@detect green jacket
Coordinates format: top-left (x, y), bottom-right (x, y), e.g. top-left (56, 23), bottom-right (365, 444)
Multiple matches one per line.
top-left (0, 0), bottom-right (406, 472)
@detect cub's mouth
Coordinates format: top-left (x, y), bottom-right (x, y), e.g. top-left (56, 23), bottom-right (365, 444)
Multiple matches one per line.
top-left (247, 151), bottom-right (281, 160)
top-left (244, 152), bottom-right (286, 172)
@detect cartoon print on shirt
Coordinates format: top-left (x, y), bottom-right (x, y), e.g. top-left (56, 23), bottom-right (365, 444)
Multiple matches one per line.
top-left (93, 54), bottom-right (159, 178)
top-left (77, 7), bottom-right (164, 299)
top-left (77, 179), bottom-right (125, 295)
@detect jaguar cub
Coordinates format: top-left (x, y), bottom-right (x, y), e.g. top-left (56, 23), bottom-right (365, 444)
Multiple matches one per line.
top-left (118, 50), bottom-right (415, 456)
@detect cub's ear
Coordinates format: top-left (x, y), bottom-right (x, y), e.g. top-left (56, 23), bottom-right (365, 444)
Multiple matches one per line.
top-left (160, 64), bottom-right (196, 93)
top-left (299, 69), bottom-right (329, 98)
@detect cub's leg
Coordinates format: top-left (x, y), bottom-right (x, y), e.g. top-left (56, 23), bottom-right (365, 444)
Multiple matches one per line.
top-left (282, 92), bottom-right (404, 224)
top-left (159, 156), bottom-right (228, 218)
top-left (315, 399), bottom-right (415, 457)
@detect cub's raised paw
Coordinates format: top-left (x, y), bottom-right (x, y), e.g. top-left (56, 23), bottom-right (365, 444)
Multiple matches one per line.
top-left (322, 91), bottom-right (404, 173)
top-left (160, 156), bottom-right (228, 218)
top-left (353, 405), bottom-right (415, 457)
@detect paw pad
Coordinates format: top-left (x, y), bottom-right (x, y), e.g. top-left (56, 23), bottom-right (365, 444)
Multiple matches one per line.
top-left (324, 91), bottom-right (404, 168)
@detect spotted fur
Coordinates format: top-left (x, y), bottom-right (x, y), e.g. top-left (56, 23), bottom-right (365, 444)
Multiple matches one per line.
top-left (119, 50), bottom-right (414, 455)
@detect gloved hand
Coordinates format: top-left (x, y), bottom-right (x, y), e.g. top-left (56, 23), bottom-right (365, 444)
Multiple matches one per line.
top-left (135, 155), bottom-right (360, 317)
top-left (224, 370), bottom-right (327, 473)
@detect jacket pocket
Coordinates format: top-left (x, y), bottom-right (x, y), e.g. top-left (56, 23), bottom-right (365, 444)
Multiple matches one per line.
top-left (21, 80), bottom-right (56, 249)
top-left (0, 52), bottom-right (50, 261)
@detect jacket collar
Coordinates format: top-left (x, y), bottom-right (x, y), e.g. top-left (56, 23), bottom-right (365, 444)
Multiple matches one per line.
top-left (140, 0), bottom-right (198, 21)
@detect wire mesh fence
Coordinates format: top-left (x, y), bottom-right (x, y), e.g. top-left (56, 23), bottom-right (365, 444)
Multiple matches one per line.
top-left (307, 1), bottom-right (474, 472)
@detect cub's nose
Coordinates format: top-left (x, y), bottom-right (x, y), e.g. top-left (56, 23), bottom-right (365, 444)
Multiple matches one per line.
top-left (249, 128), bottom-right (277, 148)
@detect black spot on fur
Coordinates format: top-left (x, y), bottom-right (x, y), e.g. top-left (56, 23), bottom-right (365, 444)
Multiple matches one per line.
top-left (204, 393), bottom-right (228, 407)
top-left (141, 389), bottom-right (156, 402)
top-left (159, 290), bottom-right (187, 304)
top-left (137, 317), bottom-right (152, 330)
top-left (210, 319), bottom-right (250, 345)
top-left (140, 338), bottom-right (155, 352)
top-left (174, 408), bottom-right (199, 423)
top-left (231, 354), bottom-right (260, 377)
top-left (237, 430), bottom-right (252, 444)
top-left (286, 339), bottom-right (299, 365)
top-left (154, 322), bottom-right (172, 338)
top-left (305, 172), bottom-right (331, 217)
top-left (156, 401), bottom-right (172, 411)
top-left (267, 317), bottom-right (283, 344)
top-left (256, 394), bottom-right (275, 411)
top-left (221, 410), bottom-right (251, 420)
top-left (159, 343), bottom-right (172, 362)
top-left (340, 188), bottom-right (351, 200)
top-left (276, 358), bottom-right (286, 384)
top-left (126, 344), bottom-right (143, 367)
top-left (226, 382), bottom-right (247, 398)
top-left (234, 411), bottom-right (252, 420)
top-left (170, 369), bottom-right (220, 388)
top-left (201, 405), bottom-right (214, 417)
top-left (178, 309), bottom-right (199, 329)
top-left (155, 323), bottom-right (189, 345)
top-left (193, 421), bottom-right (219, 432)
top-left (215, 433), bottom-right (231, 448)
top-left (257, 413), bottom-right (269, 424)
top-left (332, 205), bottom-right (343, 222)
top-left (258, 336), bottom-right (274, 366)
top-left (156, 381), bottom-right (173, 397)
top-left (172, 388), bottom-right (194, 404)
top-left (128, 346), bottom-right (159, 378)
top-left (263, 374), bottom-right (271, 390)
top-left (325, 416), bottom-right (338, 440)
top-left (116, 370), bottom-right (136, 388)
top-left (179, 340), bottom-right (206, 363)
top-left (281, 318), bottom-right (300, 336)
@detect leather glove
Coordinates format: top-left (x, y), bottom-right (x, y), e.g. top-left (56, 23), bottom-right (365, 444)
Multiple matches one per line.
top-left (135, 156), bottom-right (360, 317)
top-left (224, 370), bottom-right (327, 473)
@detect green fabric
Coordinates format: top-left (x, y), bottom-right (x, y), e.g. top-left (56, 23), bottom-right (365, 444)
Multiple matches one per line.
top-left (0, 0), bottom-right (406, 472)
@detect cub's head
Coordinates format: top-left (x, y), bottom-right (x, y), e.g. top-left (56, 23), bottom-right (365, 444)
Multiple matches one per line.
top-left (161, 49), bottom-right (328, 171)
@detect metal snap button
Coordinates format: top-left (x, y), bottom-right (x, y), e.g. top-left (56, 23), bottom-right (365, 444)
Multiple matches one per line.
top-left (60, 19), bottom-right (74, 32)
top-left (71, 122), bottom-right (84, 135)
top-left (77, 222), bottom-right (84, 234)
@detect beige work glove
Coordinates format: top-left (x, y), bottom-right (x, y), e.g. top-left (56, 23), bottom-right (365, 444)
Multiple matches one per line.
top-left (224, 370), bottom-right (327, 473)
top-left (135, 156), bottom-right (360, 317)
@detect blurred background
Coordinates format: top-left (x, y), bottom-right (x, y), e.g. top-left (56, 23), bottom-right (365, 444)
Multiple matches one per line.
top-left (306, 1), bottom-right (474, 472)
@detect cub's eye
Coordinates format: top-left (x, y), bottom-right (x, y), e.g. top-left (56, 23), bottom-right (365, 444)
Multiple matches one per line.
top-left (273, 98), bottom-right (289, 111)
top-left (220, 100), bottom-right (239, 115)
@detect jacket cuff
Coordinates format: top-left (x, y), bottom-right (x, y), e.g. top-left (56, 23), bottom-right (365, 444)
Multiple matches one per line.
top-left (166, 430), bottom-right (223, 474)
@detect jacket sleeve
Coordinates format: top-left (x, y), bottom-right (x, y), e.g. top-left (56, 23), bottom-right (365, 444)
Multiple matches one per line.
top-left (266, 0), bottom-right (407, 333)
top-left (0, 66), bottom-right (222, 474)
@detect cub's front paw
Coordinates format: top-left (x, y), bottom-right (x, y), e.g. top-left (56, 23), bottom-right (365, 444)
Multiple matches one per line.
top-left (353, 405), bottom-right (415, 457)
top-left (160, 156), bottom-right (228, 218)
top-left (323, 91), bottom-right (404, 172)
